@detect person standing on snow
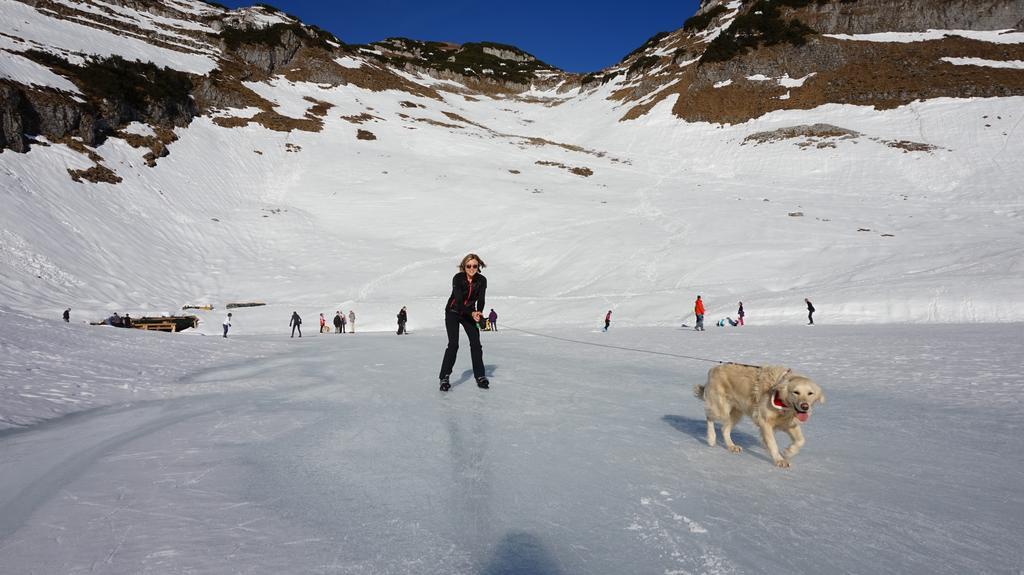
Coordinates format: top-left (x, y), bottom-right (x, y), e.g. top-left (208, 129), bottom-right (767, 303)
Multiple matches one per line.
top-left (63, 308), bottom-right (70, 323)
top-left (438, 253), bottom-right (489, 391)
top-left (603, 310), bottom-right (612, 332)
top-left (694, 296), bottom-right (705, 331)
top-left (805, 298), bottom-right (815, 325)
top-left (223, 312), bottom-right (232, 338)
top-left (488, 309), bottom-right (498, 332)
top-left (290, 311), bottom-right (302, 338)
top-left (397, 306), bottom-right (408, 335)
top-left (333, 311), bottom-right (342, 333)
top-left (340, 311), bottom-right (347, 333)
top-left (319, 313), bottom-right (327, 334)
top-left (348, 310), bottom-right (356, 334)
top-left (737, 302), bottom-right (745, 326)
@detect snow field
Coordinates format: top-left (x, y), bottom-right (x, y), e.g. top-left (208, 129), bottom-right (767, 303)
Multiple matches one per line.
top-left (3, 82), bottom-right (1023, 330)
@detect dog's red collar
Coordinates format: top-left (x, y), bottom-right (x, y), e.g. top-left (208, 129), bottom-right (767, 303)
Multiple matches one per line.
top-left (771, 391), bottom-right (788, 411)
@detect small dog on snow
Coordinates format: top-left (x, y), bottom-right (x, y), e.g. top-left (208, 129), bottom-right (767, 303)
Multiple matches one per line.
top-left (694, 364), bottom-right (824, 468)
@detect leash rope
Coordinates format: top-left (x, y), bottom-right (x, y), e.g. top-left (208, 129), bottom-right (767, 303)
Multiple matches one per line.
top-left (501, 324), bottom-right (760, 368)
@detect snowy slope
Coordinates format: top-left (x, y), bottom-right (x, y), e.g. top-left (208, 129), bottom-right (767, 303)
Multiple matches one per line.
top-left (2, 84), bottom-right (1022, 331)
top-left (2, 0), bottom-right (1023, 329)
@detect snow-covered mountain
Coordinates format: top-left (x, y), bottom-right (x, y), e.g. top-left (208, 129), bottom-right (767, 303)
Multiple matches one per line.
top-left (2, 0), bottom-right (1022, 331)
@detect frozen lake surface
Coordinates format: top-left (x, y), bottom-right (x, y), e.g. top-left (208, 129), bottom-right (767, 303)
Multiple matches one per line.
top-left (1, 316), bottom-right (1022, 574)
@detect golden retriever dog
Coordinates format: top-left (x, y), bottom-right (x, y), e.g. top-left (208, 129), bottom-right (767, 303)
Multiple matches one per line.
top-left (694, 364), bottom-right (824, 468)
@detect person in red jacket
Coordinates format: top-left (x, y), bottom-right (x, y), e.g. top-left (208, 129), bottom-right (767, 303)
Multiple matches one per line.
top-left (603, 310), bottom-right (612, 332)
top-left (694, 295), bottom-right (705, 331)
top-left (438, 253), bottom-right (489, 391)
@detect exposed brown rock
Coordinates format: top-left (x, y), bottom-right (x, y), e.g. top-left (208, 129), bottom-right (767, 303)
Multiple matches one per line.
top-left (116, 127), bottom-right (178, 166)
top-left (744, 124), bottom-right (861, 145)
top-left (790, 0), bottom-right (1024, 34)
top-left (610, 0), bottom-right (1024, 124)
top-left (414, 118), bottom-right (463, 129)
top-left (884, 139), bottom-right (939, 153)
top-left (303, 97), bottom-right (333, 117)
top-left (68, 164), bottom-right (122, 184)
top-left (341, 113), bottom-right (383, 124)
top-left (535, 160), bottom-right (593, 177)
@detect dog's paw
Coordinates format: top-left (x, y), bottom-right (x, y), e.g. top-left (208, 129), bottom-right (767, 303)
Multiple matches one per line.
top-left (727, 445), bottom-right (742, 453)
top-left (773, 459), bottom-right (791, 468)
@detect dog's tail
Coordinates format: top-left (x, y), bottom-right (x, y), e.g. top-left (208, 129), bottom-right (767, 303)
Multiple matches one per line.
top-left (693, 384), bottom-right (706, 401)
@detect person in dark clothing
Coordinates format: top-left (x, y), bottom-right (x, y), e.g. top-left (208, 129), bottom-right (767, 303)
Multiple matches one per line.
top-left (737, 302), bottom-right (745, 326)
top-left (123, 314), bottom-right (132, 328)
top-left (438, 253), bottom-right (489, 391)
top-left (290, 311), bottom-right (303, 337)
top-left (63, 308), bottom-right (70, 323)
top-left (603, 310), bottom-right (612, 332)
top-left (805, 298), bottom-right (815, 325)
top-left (488, 309), bottom-right (498, 332)
top-left (333, 311), bottom-right (343, 333)
top-left (397, 306), bottom-right (408, 335)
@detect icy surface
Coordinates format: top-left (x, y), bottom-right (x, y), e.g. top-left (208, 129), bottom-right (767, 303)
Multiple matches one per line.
top-left (1, 308), bottom-right (1021, 573)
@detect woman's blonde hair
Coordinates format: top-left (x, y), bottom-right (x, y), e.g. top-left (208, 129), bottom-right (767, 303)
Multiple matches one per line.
top-left (459, 253), bottom-right (486, 272)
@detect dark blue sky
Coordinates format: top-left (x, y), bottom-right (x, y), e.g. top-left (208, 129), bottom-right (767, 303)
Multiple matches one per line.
top-left (221, 1), bottom-right (704, 73)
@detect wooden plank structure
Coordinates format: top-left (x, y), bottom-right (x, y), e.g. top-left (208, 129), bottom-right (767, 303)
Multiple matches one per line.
top-left (133, 316), bottom-right (198, 332)
top-left (91, 315), bottom-right (199, 333)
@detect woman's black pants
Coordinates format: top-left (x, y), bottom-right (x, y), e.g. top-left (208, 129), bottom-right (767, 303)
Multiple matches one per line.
top-left (439, 311), bottom-right (484, 379)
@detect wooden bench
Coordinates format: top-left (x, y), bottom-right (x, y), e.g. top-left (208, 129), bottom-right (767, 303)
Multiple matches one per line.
top-left (135, 321), bottom-right (178, 332)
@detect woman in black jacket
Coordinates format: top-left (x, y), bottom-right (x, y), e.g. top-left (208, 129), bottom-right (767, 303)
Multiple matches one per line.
top-left (439, 253), bottom-right (489, 391)
top-left (397, 306), bottom-right (408, 335)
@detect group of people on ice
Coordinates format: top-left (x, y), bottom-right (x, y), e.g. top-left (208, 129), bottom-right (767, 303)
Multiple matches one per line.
top-left (601, 296), bottom-right (815, 332)
top-left (693, 296), bottom-right (813, 330)
top-left (219, 301), bottom-right (499, 341)
top-left (693, 295), bottom-right (743, 330)
top-left (317, 310), bottom-right (356, 334)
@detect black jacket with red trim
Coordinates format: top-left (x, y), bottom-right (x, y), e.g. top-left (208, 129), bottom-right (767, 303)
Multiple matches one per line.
top-left (445, 272), bottom-right (486, 317)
